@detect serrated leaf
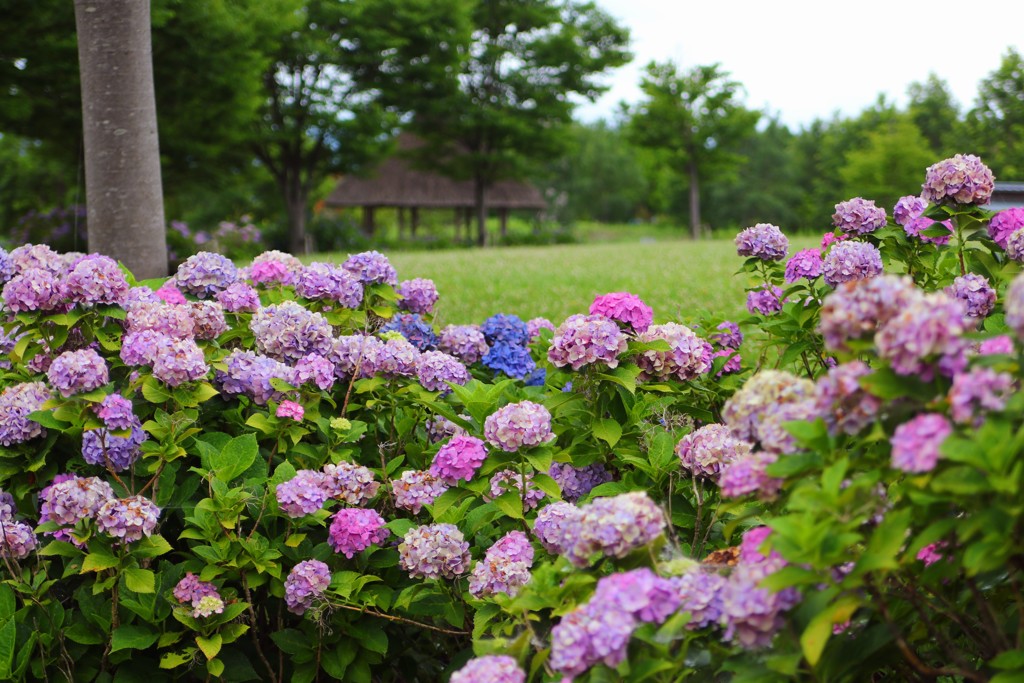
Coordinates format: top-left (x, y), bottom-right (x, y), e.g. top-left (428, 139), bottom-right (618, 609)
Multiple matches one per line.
top-left (593, 418), bottom-right (622, 448)
top-left (492, 491), bottom-right (525, 520)
top-left (210, 433), bottom-right (259, 481)
top-left (82, 549), bottom-right (119, 573)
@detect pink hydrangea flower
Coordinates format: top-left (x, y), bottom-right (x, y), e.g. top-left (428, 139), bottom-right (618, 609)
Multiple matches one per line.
top-left (276, 400), bottom-right (305, 421)
top-left (589, 292), bottom-right (654, 333)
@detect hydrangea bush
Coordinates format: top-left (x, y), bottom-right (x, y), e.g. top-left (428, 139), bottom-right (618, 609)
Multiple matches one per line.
top-left (0, 153), bottom-right (1022, 682)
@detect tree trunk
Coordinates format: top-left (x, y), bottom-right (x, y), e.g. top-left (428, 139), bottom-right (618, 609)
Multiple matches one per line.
top-left (361, 207), bottom-right (376, 238)
top-left (74, 0), bottom-right (168, 278)
top-left (410, 207), bottom-right (419, 237)
top-left (397, 206), bottom-right (406, 240)
top-left (499, 208), bottom-right (509, 240)
top-left (688, 160), bottom-right (701, 239)
top-left (284, 176), bottom-right (308, 254)
top-left (474, 175), bottom-right (487, 247)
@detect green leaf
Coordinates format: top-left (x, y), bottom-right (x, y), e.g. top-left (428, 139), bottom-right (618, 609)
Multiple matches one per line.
top-left (82, 549), bottom-right (120, 573)
top-left (207, 658), bottom-right (225, 677)
top-left (132, 534), bottom-right (173, 558)
top-left (800, 596), bottom-right (861, 666)
top-left (211, 433), bottom-right (259, 481)
top-left (492, 491), bottom-right (525, 520)
top-left (196, 633), bottom-right (223, 660)
top-left (110, 624), bottom-right (159, 652)
top-left (245, 412), bottom-right (276, 435)
top-left (141, 376), bottom-right (172, 403)
top-left (159, 652), bottom-right (192, 669)
top-left (593, 418), bottom-right (622, 448)
top-left (0, 586), bottom-right (13, 621)
top-left (124, 568), bottom-right (156, 594)
top-left (0, 618), bottom-right (14, 679)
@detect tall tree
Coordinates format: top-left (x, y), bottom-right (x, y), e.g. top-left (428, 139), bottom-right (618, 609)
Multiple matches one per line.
top-left (74, 0), bottom-right (167, 277)
top-left (967, 47), bottom-right (1024, 179)
top-left (839, 116), bottom-right (936, 209)
top-left (627, 61), bottom-right (759, 237)
top-left (907, 73), bottom-right (961, 157)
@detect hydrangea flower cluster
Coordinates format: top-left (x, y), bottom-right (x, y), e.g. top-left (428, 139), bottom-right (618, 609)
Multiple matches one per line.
top-left (549, 462), bottom-right (613, 502)
top-left (430, 434), bottom-right (489, 484)
top-left (126, 301), bottom-right (195, 338)
top-left (893, 195), bottom-right (927, 227)
top-left (82, 416), bottom-right (148, 471)
top-left (64, 254), bottom-right (129, 305)
top-left (1007, 275), bottom-right (1024, 339)
top-left (215, 281), bottom-right (261, 312)
top-left (989, 207), bottom-right (1024, 249)
top-left (174, 252), bottom-right (238, 298)
top-left (949, 367), bottom-right (1013, 426)
top-left (392, 470), bottom-right (449, 514)
top-left (342, 250), bottom-right (398, 285)
top-left (249, 250), bottom-right (301, 285)
top-left (251, 300), bottom-right (334, 362)
top-left (832, 198), bottom-right (887, 235)
top-left (481, 314), bottom-right (531, 346)
top-left (425, 414), bottom-right (468, 443)
top-left (379, 313), bottom-right (438, 352)
top-left (284, 560), bottom-right (332, 615)
top-left (979, 335), bottom-right (1014, 356)
top-left (292, 353), bottom-right (336, 391)
top-left (481, 342), bottom-right (535, 380)
top-left (328, 508), bottom-right (389, 558)
top-left (185, 301), bottom-right (227, 341)
top-left (1, 268), bottom-right (65, 313)
top-left (331, 334), bottom-right (383, 379)
top-left (563, 492), bottom-right (666, 566)
top-left (784, 248), bottom-right (823, 283)
top-left (469, 530), bottom-right (535, 598)
top-left (532, 502), bottom-right (582, 555)
top-left (0, 517), bottom-right (37, 560)
top-left (398, 523), bottom-right (471, 579)
top-left (397, 278), bottom-right (439, 315)
top-left (46, 349), bottom-right (109, 397)
top-left (921, 154), bottom-right (995, 206)
top-left (735, 223), bottom-right (789, 261)
top-left (822, 241), bottom-right (883, 287)
top-left (890, 413), bottom-right (952, 472)
top-left (450, 656), bottom-right (526, 683)
top-left (439, 325), bottom-right (489, 364)
top-left (415, 351), bottom-right (469, 392)
top-left (589, 292), bottom-right (653, 333)
top-left (484, 401), bottom-right (555, 452)
top-left (38, 475), bottom-right (115, 528)
top-left (635, 322), bottom-right (712, 382)
top-left (526, 317), bottom-right (555, 340)
top-left (377, 336), bottom-right (420, 377)
top-left (1007, 229), bottom-right (1024, 263)
top-left (711, 321), bottom-right (743, 350)
top-left (814, 361), bottom-right (881, 436)
top-left (95, 495), bottom-right (160, 543)
top-left (9, 244), bottom-right (65, 275)
top-left (893, 194), bottom-right (953, 245)
top-left (322, 461), bottom-right (380, 505)
top-left (875, 292), bottom-right (971, 377)
top-left (151, 337), bottom-right (210, 386)
top-left (276, 470), bottom-right (329, 517)
top-left (720, 529), bottom-right (800, 648)
top-left (719, 451), bottom-right (782, 499)
top-left (0, 381), bottom-right (52, 446)
top-left (946, 273), bottom-right (996, 319)
top-left (173, 573), bottom-right (225, 619)
top-left (488, 469), bottom-right (545, 510)
top-left (818, 275), bottom-right (921, 352)
top-left (722, 370), bottom-right (814, 442)
top-left (676, 424), bottom-right (752, 479)
top-left (218, 350), bottom-right (294, 405)
top-left (155, 283), bottom-right (186, 304)
top-left (547, 314), bottom-right (628, 370)
top-left (746, 284), bottom-right (784, 315)
top-left (294, 262), bottom-right (364, 308)
top-left (756, 399), bottom-right (820, 455)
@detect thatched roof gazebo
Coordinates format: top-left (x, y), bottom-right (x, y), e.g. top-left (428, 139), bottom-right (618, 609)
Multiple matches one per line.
top-left (324, 134), bottom-right (546, 239)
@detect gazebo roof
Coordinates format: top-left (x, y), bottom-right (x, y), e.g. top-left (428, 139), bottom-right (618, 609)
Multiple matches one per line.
top-left (324, 134), bottom-right (546, 211)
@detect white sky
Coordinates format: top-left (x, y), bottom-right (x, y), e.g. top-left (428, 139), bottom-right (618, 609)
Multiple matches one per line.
top-left (575, 0), bottom-right (1024, 129)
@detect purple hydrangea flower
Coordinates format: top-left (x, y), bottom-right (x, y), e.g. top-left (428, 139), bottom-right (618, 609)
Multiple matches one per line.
top-left (292, 353), bottom-right (336, 391)
top-left (469, 530), bottom-right (535, 598)
top-left (592, 568), bottom-right (681, 624)
top-left (328, 508), bottom-right (389, 558)
top-left (979, 335), bottom-right (1014, 356)
top-left (746, 284), bottom-right (784, 315)
top-left (1, 268), bottom-right (64, 313)
top-left (818, 275), bottom-right (922, 352)
top-left (566, 491), bottom-right (666, 566)
top-left (0, 382), bottom-right (52, 446)
top-left (711, 321), bottom-right (743, 350)
top-left (9, 244), bottom-right (65, 275)
top-left (949, 367), bottom-right (1013, 426)
top-left (822, 241), bottom-right (883, 287)
top-left (671, 567), bottom-right (726, 628)
top-left (676, 424), bottom-right (752, 479)
top-left (415, 351), bottom-right (469, 392)
top-left (377, 336), bottom-right (421, 377)
top-left (721, 560), bottom-right (799, 648)
top-left (426, 414), bottom-right (468, 443)
top-left (526, 317), bottom-right (555, 341)
top-left (95, 393), bottom-right (135, 430)
top-left (482, 342), bottom-right (535, 380)
top-left (1007, 228), bottom-right (1024, 263)
top-left (832, 198), bottom-right (887, 235)
top-left (393, 470), bottom-right (449, 514)
top-left (379, 313), bottom-right (438, 351)
top-left (636, 322), bottom-right (713, 382)
top-left (450, 656), bottom-right (526, 683)
top-left (722, 370), bottom-right (815, 442)
top-left (121, 286), bottom-right (162, 307)
top-left (81, 417), bottom-right (147, 471)
top-left (756, 399), bottom-right (820, 455)
top-left (712, 348), bottom-right (742, 375)
top-left (47, 348), bottom-right (108, 397)
top-left (155, 283), bottom-right (186, 304)
top-left (398, 523), bottom-right (471, 579)
top-left (922, 154), bottom-right (995, 206)
top-left (188, 301), bottom-right (228, 340)
top-left (893, 195), bottom-right (928, 226)
top-left (904, 215), bottom-right (952, 245)
top-left (173, 573), bottom-right (224, 618)
top-left (215, 281), bottom-right (261, 312)
top-left (719, 451), bottom-right (782, 499)
top-left (249, 250), bottom-right (302, 286)
top-left (39, 475), bottom-right (115, 526)
top-left (152, 337), bottom-right (209, 386)
top-left (285, 560), bottom-right (332, 615)
top-left (0, 247), bottom-right (14, 285)
top-left (95, 495), bottom-right (160, 543)
top-left (784, 248), bottom-right (823, 283)
top-left (946, 273), bottom-right (996, 319)
top-left (251, 300), bottom-right (334, 362)
top-left (322, 461), bottom-right (380, 505)
top-left (430, 434), bottom-right (488, 484)
top-left (217, 350), bottom-right (293, 405)
top-left (989, 207), bottom-right (1024, 249)
top-left (589, 292), bottom-right (654, 333)
top-left (735, 223), bottom-right (789, 261)
top-left (295, 262), bottom-right (364, 308)
top-left (549, 462), bottom-right (613, 502)
top-left (175, 251), bottom-right (238, 298)
top-left (342, 250), bottom-right (398, 285)
top-left (331, 334), bottom-right (383, 379)
top-left (277, 400), bottom-right (304, 421)
top-left (484, 401), bottom-right (555, 452)
top-left (487, 469), bottom-right (545, 510)
top-left (0, 520), bottom-right (37, 560)
top-left (891, 413), bottom-right (951, 472)
top-left (276, 470), bottom-right (329, 517)
top-left (548, 314), bottom-right (628, 370)
top-left (894, 195), bottom-right (952, 244)
top-left (532, 501), bottom-right (583, 554)
top-left (1006, 274), bottom-right (1024, 339)
top-left (397, 278), bottom-right (438, 315)
top-left (126, 301), bottom-right (195, 338)
top-left (875, 292), bottom-right (971, 377)
top-left (439, 325), bottom-right (489, 364)
top-left (65, 254), bottom-right (129, 305)
top-left (481, 314), bottom-right (530, 346)
top-left (814, 361), bottom-right (881, 436)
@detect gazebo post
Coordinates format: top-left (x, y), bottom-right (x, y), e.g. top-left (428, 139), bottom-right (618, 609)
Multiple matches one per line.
top-left (499, 208), bottom-right (509, 239)
top-left (453, 208), bottom-right (461, 241)
top-left (362, 206), bottom-right (376, 237)
top-left (411, 207), bottom-right (420, 237)
top-left (397, 206), bottom-right (406, 241)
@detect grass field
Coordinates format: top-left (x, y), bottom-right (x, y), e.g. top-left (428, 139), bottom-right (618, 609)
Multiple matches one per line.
top-left (315, 236), bottom-right (814, 326)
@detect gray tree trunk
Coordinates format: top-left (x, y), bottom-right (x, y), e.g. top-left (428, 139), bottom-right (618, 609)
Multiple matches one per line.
top-left (284, 176), bottom-right (308, 254)
top-left (688, 160), bottom-right (701, 240)
top-left (75, 0), bottom-right (168, 278)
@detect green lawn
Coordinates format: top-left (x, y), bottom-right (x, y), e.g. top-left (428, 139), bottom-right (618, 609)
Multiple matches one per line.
top-left (316, 238), bottom-right (815, 326)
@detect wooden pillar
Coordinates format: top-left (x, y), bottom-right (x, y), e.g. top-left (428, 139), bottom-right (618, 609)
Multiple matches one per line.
top-left (454, 207), bottom-right (462, 241)
top-left (362, 206), bottom-right (376, 237)
top-left (410, 207), bottom-right (420, 237)
top-left (499, 208), bottom-right (509, 239)
top-left (397, 206), bottom-right (406, 241)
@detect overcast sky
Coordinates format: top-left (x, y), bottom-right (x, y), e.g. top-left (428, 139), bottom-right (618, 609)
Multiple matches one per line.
top-left (575, 0), bottom-right (1024, 129)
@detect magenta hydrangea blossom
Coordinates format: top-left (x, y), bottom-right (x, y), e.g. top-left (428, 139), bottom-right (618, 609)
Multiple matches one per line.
top-left (285, 560), bottom-right (332, 615)
top-left (328, 508), bottom-right (389, 558)
top-left (676, 424), bottom-right (752, 480)
top-left (47, 349), bottom-right (108, 397)
top-left (397, 278), bottom-right (439, 315)
top-left (565, 491), bottom-right (666, 566)
top-left (946, 273), bottom-right (996, 319)
top-left (903, 213), bottom-right (952, 245)
top-left (174, 251), bottom-right (238, 298)
top-left (484, 401), bottom-right (555, 452)
top-left (890, 413), bottom-right (952, 472)
top-left (188, 300), bottom-right (228, 340)
top-left (588, 292), bottom-right (654, 333)
top-left (295, 262), bottom-right (364, 308)
top-left (875, 292), bottom-right (971, 377)
top-left (814, 361), bottom-right (881, 436)
top-left (0, 381), bottom-right (52, 446)
top-left (276, 400), bottom-right (305, 421)
top-left (989, 207), bottom-right (1024, 249)
top-left (547, 314), bottom-right (628, 370)
top-left (215, 281), bottom-right (261, 312)
top-left (832, 198), bottom-right (887, 235)
top-left (949, 367), bottom-right (1013, 426)
top-left (155, 282), bottom-right (187, 304)
top-left (94, 393), bottom-right (135, 430)
top-left (893, 195), bottom-right (927, 226)
top-left (342, 250), bottom-right (398, 285)
top-left (64, 254), bottom-right (129, 305)
top-left (735, 223), bottom-right (789, 261)
top-left (250, 300), bottom-right (334, 363)
top-left (398, 523), bottom-right (471, 579)
top-left (818, 275), bottom-right (921, 352)
top-left (635, 322), bottom-right (712, 382)
top-left (822, 241), bottom-right (883, 287)
top-left (746, 284), bottom-right (784, 315)
top-left (429, 434), bottom-right (488, 484)
top-left (548, 462), bottom-right (613, 502)
top-left (719, 451), bottom-right (782, 499)
top-left (712, 348), bottom-right (742, 376)
top-left (450, 656), bottom-right (526, 683)
top-left (276, 470), bottom-right (329, 517)
top-left (488, 469), bottom-right (545, 510)
top-left (723, 370), bottom-right (814, 442)
top-left (415, 351), bottom-right (469, 392)
top-left (95, 495), bottom-right (160, 543)
top-left (784, 248), bottom-right (823, 283)
top-left (979, 335), bottom-right (1014, 356)
top-left (439, 325), bottom-right (489, 364)
top-left (532, 501), bottom-right (583, 554)
top-left (1, 268), bottom-right (64, 313)
top-left (922, 154), bottom-right (995, 206)
top-left (393, 470), bottom-right (449, 514)
top-left (322, 461), bottom-right (380, 505)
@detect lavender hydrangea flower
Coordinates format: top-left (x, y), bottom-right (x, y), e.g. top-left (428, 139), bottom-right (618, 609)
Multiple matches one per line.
top-left (328, 508), bottom-right (389, 558)
top-left (81, 418), bottom-right (147, 471)
top-left (875, 292), bottom-right (971, 377)
top-left (393, 470), bottom-right (449, 514)
top-left (482, 343), bottom-right (535, 379)
top-left (0, 381), bottom-right (52, 446)
top-left (295, 262), bottom-right (364, 308)
top-left (285, 560), bottom-right (332, 615)
top-left (217, 350), bottom-right (294, 405)
top-left (9, 244), bottom-right (65, 275)
top-left (126, 301), bottom-right (195, 338)
top-left (676, 424), bottom-right (752, 479)
top-left (426, 414), bottom-right (468, 443)
top-left (95, 393), bottom-right (135, 430)
top-left (430, 434), bottom-right (488, 484)
top-left (818, 275), bottom-right (922, 352)
top-left (173, 573), bottom-right (224, 618)
top-left (331, 334), bottom-right (383, 379)
top-left (450, 656), bottom-right (526, 683)
top-left (893, 194), bottom-right (953, 245)
top-left (152, 337), bottom-right (209, 386)
top-left (746, 284), bottom-right (784, 315)
top-left (671, 567), bottom-right (726, 628)
top-left (439, 325), bottom-right (489, 364)
top-left (322, 461), bottom-right (380, 505)
top-left (0, 521), bottom-right (37, 560)
top-left (592, 568), bottom-right (681, 624)
top-left (415, 351), bottom-right (469, 392)
top-left (814, 361), bottom-right (881, 436)
top-left (711, 321), bottom-right (743, 350)
top-left (484, 401), bottom-right (555, 452)
top-left (1007, 228), bottom-right (1024, 263)
top-left (0, 247), bottom-right (13, 285)
top-left (949, 367), bottom-right (1013, 426)
top-left (276, 470), bottom-right (330, 517)
top-left (39, 475), bottom-right (115, 526)
top-left (188, 301), bottom-right (228, 340)
top-left (636, 322), bottom-right (713, 382)
top-left (922, 154), bottom-right (995, 206)
top-left (481, 314), bottom-right (530, 346)
top-left (378, 336), bottom-right (421, 377)
top-left (398, 523), bottom-right (471, 579)
top-left (2, 268), bottom-right (64, 313)
top-left (890, 413), bottom-right (951, 472)
top-left (822, 241), bottom-right (883, 287)
top-left (488, 469), bottom-right (545, 510)
top-left (548, 314), bottom-right (628, 370)
top-left (549, 462), bottom-right (613, 502)
top-left (532, 501), bottom-right (583, 554)
top-left (756, 399), bottom-right (820, 455)
top-left (566, 491), bottom-right (666, 566)
top-left (342, 250), bottom-right (398, 285)
top-left (721, 560), bottom-right (799, 648)
top-left (251, 300), bottom-right (334, 362)
top-left (469, 530), bottom-right (535, 598)
top-left (64, 254), bottom-right (129, 305)
top-left (735, 223), bottom-right (789, 261)
top-left (379, 313), bottom-right (438, 351)
top-left (723, 370), bottom-right (815, 442)
top-left (397, 278), bottom-right (438, 315)
top-left (215, 281), bottom-right (261, 312)
top-left (95, 495), bottom-right (160, 543)
top-left (47, 348), bottom-right (108, 397)
top-left (832, 198), bottom-right (887, 235)
top-left (292, 353), bottom-right (336, 391)
top-left (946, 273), bottom-right (996, 319)
top-left (784, 248), bottom-right (823, 283)
top-left (712, 349), bottom-right (742, 376)
top-left (1007, 274), bottom-right (1024, 339)
top-left (589, 292), bottom-right (654, 333)
top-left (526, 317), bottom-right (555, 341)
top-left (719, 451), bottom-right (782, 499)
top-left (175, 251), bottom-right (238, 298)
top-left (989, 207), bottom-right (1024, 249)
top-left (893, 195), bottom-right (927, 226)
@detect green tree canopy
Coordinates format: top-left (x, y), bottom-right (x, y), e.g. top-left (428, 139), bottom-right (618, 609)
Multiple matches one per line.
top-left (839, 116), bottom-right (936, 210)
top-left (967, 47), bottom-right (1024, 179)
top-left (907, 73), bottom-right (961, 157)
